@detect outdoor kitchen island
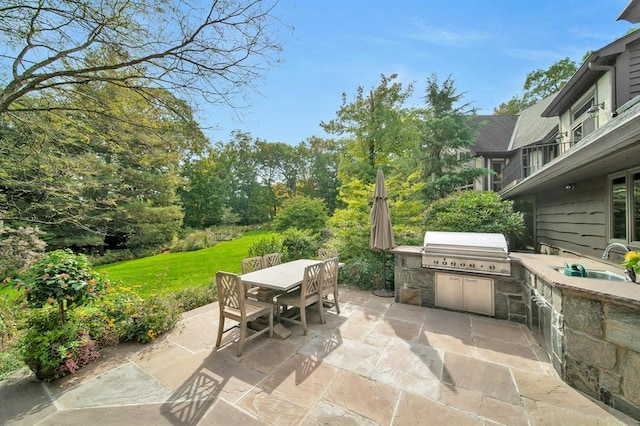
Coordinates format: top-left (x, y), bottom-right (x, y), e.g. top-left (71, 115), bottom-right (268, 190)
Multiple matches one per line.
top-left (391, 245), bottom-right (526, 323)
top-left (392, 245), bottom-right (640, 420)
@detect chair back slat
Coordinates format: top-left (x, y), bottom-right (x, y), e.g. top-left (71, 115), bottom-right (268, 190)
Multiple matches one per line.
top-left (322, 257), bottom-right (339, 292)
top-left (301, 262), bottom-right (323, 297)
top-left (216, 271), bottom-right (244, 312)
top-left (241, 256), bottom-right (263, 274)
top-left (262, 252), bottom-right (282, 268)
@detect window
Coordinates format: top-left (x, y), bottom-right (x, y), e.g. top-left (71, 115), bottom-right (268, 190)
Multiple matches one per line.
top-left (488, 159), bottom-right (505, 191)
top-left (570, 95), bottom-right (597, 145)
top-left (608, 171), bottom-right (640, 243)
top-left (572, 97), bottom-right (594, 122)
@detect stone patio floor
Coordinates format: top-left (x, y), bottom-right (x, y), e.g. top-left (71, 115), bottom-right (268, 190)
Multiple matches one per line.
top-left (1, 286), bottom-right (636, 425)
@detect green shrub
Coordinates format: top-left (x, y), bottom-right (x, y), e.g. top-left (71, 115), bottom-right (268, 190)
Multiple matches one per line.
top-left (100, 286), bottom-right (181, 343)
top-left (20, 307), bottom-right (100, 381)
top-left (0, 348), bottom-right (25, 380)
top-left (172, 286), bottom-right (216, 312)
top-left (247, 234), bottom-right (285, 258)
top-left (280, 228), bottom-right (318, 261)
top-left (170, 229), bottom-right (219, 252)
top-left (0, 294), bottom-right (19, 348)
top-left (11, 249), bottom-right (110, 324)
top-left (70, 304), bottom-right (119, 347)
top-left (424, 191), bottom-right (525, 239)
top-left (89, 249), bottom-right (136, 266)
top-left (272, 196), bottom-right (328, 233)
top-left (338, 254), bottom-right (392, 290)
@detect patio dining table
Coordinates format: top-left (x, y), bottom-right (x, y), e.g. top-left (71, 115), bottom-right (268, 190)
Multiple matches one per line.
top-left (240, 258), bottom-right (323, 339)
top-left (240, 258), bottom-right (323, 293)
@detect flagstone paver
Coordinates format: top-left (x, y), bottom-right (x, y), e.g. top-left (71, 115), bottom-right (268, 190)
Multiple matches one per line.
top-left (1, 287), bottom-right (636, 425)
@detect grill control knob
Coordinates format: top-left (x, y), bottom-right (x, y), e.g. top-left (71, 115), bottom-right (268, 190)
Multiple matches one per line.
top-left (450, 261), bottom-right (456, 266)
top-left (442, 261), bottom-right (447, 265)
top-left (469, 263), bottom-right (475, 268)
top-left (489, 265), bottom-right (495, 270)
top-left (460, 262), bottom-right (465, 267)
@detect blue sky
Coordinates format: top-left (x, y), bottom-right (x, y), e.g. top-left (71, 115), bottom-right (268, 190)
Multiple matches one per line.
top-left (201, 0), bottom-right (634, 145)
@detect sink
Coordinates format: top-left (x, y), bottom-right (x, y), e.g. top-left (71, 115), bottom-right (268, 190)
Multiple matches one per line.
top-left (550, 266), bottom-right (628, 282)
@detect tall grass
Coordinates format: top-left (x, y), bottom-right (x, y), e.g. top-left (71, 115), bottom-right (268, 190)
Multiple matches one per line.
top-left (99, 230), bottom-right (273, 297)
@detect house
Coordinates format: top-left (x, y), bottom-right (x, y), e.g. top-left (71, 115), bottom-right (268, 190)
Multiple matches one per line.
top-left (469, 97), bottom-right (559, 194)
top-left (467, 114), bottom-right (517, 192)
top-left (493, 28), bottom-right (640, 263)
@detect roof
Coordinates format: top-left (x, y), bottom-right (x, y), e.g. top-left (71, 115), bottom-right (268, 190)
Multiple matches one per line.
top-left (508, 94), bottom-right (558, 151)
top-left (500, 99), bottom-right (640, 198)
top-left (618, 0), bottom-right (640, 23)
top-left (469, 115), bottom-right (518, 154)
top-left (542, 29), bottom-right (640, 117)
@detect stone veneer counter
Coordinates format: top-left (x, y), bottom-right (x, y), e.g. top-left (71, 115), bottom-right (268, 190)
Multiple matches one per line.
top-left (512, 252), bottom-right (640, 308)
top-left (393, 246), bottom-right (640, 420)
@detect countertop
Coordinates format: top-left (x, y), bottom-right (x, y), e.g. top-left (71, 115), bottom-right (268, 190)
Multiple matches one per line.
top-left (511, 252), bottom-right (640, 307)
top-left (392, 245), bottom-right (640, 307)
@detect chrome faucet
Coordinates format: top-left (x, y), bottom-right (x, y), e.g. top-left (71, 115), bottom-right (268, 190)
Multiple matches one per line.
top-left (602, 242), bottom-right (630, 259)
top-left (602, 243), bottom-right (635, 282)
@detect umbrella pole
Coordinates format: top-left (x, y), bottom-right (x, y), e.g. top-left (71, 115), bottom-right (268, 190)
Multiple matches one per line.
top-left (373, 250), bottom-right (394, 298)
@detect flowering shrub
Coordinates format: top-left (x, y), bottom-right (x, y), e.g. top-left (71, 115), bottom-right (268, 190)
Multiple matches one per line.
top-left (20, 307), bottom-right (100, 381)
top-left (11, 249), bottom-right (109, 324)
top-left (100, 286), bottom-right (181, 343)
top-left (171, 286), bottom-right (216, 312)
top-left (622, 251), bottom-right (640, 280)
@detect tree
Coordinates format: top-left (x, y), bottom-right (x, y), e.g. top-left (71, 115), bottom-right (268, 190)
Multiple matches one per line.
top-left (255, 141), bottom-right (304, 208)
top-left (180, 148), bottom-right (230, 229)
top-left (217, 132), bottom-right (273, 225)
top-left (494, 58), bottom-right (577, 114)
top-left (0, 71), bottom-right (207, 250)
top-left (299, 136), bottom-right (342, 214)
top-left (0, 0), bottom-right (283, 118)
top-left (272, 196), bottom-right (328, 234)
top-left (409, 74), bottom-right (489, 201)
top-left (321, 73), bottom-right (414, 184)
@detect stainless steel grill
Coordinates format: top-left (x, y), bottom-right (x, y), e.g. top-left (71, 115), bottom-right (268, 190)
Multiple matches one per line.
top-left (421, 231), bottom-right (511, 276)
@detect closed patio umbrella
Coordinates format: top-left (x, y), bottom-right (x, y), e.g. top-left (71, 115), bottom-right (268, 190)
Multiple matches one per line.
top-left (370, 168), bottom-right (395, 297)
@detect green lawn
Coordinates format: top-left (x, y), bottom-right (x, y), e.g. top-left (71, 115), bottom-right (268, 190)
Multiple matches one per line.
top-left (99, 230), bottom-right (273, 297)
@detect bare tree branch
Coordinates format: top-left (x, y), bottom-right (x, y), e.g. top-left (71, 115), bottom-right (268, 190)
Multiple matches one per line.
top-left (0, 0), bottom-right (285, 116)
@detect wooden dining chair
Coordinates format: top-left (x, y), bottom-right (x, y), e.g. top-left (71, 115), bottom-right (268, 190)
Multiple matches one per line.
top-left (241, 256), bottom-right (263, 274)
top-left (241, 256), bottom-right (263, 299)
top-left (262, 252), bottom-right (282, 268)
top-left (320, 256), bottom-right (340, 315)
top-left (276, 262), bottom-right (324, 335)
top-left (317, 248), bottom-right (338, 260)
top-left (215, 272), bottom-right (273, 357)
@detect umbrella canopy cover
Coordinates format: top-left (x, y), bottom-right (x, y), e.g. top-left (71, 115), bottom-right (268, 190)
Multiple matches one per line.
top-left (370, 168), bottom-right (395, 251)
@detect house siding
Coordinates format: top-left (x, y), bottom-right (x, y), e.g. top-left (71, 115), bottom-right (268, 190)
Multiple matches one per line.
top-left (536, 177), bottom-right (607, 258)
top-left (628, 39), bottom-right (640, 99)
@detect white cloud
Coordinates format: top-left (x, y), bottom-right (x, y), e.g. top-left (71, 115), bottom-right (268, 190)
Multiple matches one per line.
top-left (404, 24), bottom-right (492, 47)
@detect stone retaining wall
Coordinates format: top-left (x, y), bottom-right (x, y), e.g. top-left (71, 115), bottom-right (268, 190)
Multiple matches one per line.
top-left (521, 262), bottom-right (640, 420)
top-left (563, 292), bottom-right (640, 419)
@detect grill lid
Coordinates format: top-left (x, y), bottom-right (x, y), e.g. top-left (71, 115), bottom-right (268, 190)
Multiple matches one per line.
top-left (423, 231), bottom-right (508, 257)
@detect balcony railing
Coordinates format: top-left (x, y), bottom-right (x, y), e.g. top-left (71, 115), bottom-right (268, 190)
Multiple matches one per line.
top-left (502, 141), bottom-right (574, 189)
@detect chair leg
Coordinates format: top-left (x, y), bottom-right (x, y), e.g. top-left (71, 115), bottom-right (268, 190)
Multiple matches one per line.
top-left (237, 320), bottom-right (247, 357)
top-left (268, 307), bottom-right (274, 338)
top-left (318, 299), bottom-right (325, 324)
top-left (301, 305), bottom-right (308, 335)
top-left (333, 289), bottom-right (340, 314)
top-left (216, 314), bottom-right (225, 348)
